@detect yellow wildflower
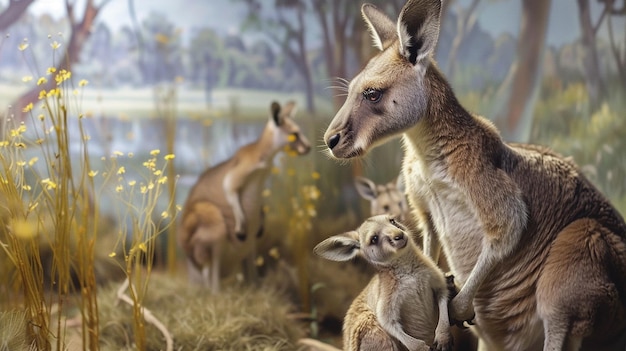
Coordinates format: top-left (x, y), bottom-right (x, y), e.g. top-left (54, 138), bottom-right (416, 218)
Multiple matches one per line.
top-left (37, 77), bottom-right (48, 86)
top-left (112, 150), bottom-right (124, 157)
top-left (155, 33), bottom-right (169, 44)
top-left (150, 149), bottom-right (160, 156)
top-left (88, 170), bottom-right (98, 177)
top-left (268, 247), bottom-right (280, 260)
top-left (18, 42), bottom-right (29, 51)
top-left (22, 185), bottom-right (31, 191)
top-left (28, 157), bottom-right (38, 166)
top-left (128, 180), bottom-right (136, 186)
top-left (79, 79), bottom-right (88, 87)
top-left (9, 218), bottom-right (37, 239)
top-left (38, 90), bottom-right (47, 100)
top-left (115, 185), bottom-right (123, 193)
top-left (161, 211), bottom-right (169, 219)
top-left (22, 103), bottom-right (33, 113)
top-left (157, 176), bottom-right (167, 184)
top-left (117, 166), bottom-right (125, 175)
top-left (108, 252), bottom-right (116, 258)
top-left (164, 154), bottom-right (175, 160)
top-left (138, 242), bottom-right (147, 252)
top-left (50, 41), bottom-right (61, 50)
top-left (46, 67), bottom-right (57, 75)
top-left (41, 178), bottom-right (57, 190)
top-left (153, 169), bottom-right (162, 176)
top-left (22, 76), bottom-right (33, 82)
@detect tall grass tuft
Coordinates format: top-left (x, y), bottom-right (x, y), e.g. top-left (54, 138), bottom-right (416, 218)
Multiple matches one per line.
top-left (0, 61), bottom-right (101, 348)
top-left (1, 38), bottom-right (179, 351)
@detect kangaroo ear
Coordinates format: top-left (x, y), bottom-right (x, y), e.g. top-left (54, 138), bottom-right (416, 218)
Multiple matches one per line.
top-left (270, 101), bottom-right (284, 126)
top-left (397, 0), bottom-right (442, 65)
top-left (281, 100), bottom-right (298, 119)
top-left (314, 231), bottom-right (360, 262)
top-left (355, 176), bottom-right (378, 201)
top-left (362, 4), bottom-right (397, 51)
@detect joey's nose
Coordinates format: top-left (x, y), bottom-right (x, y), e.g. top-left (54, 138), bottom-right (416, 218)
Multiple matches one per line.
top-left (327, 133), bottom-right (340, 150)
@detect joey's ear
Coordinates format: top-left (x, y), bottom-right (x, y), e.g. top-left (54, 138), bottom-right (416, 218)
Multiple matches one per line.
top-left (361, 4), bottom-right (397, 51)
top-left (270, 101), bottom-right (284, 126)
top-left (314, 231), bottom-right (360, 262)
top-left (397, 0), bottom-right (442, 65)
top-left (281, 100), bottom-right (298, 119)
top-left (355, 176), bottom-right (378, 201)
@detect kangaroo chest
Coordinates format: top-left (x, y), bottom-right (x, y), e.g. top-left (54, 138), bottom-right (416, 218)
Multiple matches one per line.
top-left (404, 157), bottom-right (483, 283)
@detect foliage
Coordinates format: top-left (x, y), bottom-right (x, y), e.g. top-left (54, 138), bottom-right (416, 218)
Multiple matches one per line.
top-left (97, 273), bottom-right (306, 351)
top-left (0, 39), bottom-right (178, 351)
top-left (531, 81), bottom-right (626, 214)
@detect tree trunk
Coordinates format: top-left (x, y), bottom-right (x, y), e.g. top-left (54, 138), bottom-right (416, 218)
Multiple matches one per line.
top-left (577, 0), bottom-right (606, 111)
top-left (0, 0), bottom-right (35, 32)
top-left (445, 0), bottom-right (480, 79)
top-left (491, 0), bottom-right (551, 142)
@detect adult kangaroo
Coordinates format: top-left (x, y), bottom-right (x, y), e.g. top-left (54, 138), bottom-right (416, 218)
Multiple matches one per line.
top-left (179, 101), bottom-right (311, 293)
top-left (323, 1), bottom-right (626, 350)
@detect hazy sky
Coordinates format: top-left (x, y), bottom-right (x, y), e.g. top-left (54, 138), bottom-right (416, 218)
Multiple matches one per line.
top-left (4, 0), bottom-right (624, 47)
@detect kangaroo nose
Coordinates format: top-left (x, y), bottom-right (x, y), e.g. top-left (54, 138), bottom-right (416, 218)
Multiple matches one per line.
top-left (327, 133), bottom-right (340, 150)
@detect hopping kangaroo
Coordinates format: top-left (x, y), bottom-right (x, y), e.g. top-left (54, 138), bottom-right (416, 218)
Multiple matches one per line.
top-left (355, 175), bottom-right (409, 221)
top-left (179, 101), bottom-right (310, 292)
top-left (314, 215), bottom-right (453, 351)
top-left (323, 1), bottom-right (626, 350)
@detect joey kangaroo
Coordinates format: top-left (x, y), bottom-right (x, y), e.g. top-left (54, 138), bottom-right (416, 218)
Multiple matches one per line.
top-left (178, 101), bottom-right (310, 292)
top-left (355, 175), bottom-right (409, 221)
top-left (314, 215), bottom-right (453, 351)
top-left (323, 1), bottom-right (626, 350)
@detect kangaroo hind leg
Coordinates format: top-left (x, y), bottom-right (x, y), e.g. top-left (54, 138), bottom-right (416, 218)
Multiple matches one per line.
top-left (537, 218), bottom-right (626, 351)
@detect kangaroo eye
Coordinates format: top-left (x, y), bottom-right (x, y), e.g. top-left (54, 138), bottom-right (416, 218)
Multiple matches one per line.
top-left (363, 88), bottom-right (382, 103)
top-left (383, 205), bottom-right (390, 212)
top-left (389, 218), bottom-right (401, 228)
top-left (370, 235), bottom-right (379, 245)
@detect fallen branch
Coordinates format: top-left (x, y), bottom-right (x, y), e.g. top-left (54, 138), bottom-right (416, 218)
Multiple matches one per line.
top-left (116, 278), bottom-right (173, 351)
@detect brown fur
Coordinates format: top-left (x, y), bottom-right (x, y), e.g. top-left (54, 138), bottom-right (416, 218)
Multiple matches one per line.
top-left (314, 215), bottom-right (453, 351)
top-left (178, 101), bottom-right (310, 292)
top-left (323, 1), bottom-right (626, 350)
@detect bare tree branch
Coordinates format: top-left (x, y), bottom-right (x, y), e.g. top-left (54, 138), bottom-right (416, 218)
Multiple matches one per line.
top-left (0, 0), bottom-right (36, 33)
top-left (13, 0), bottom-right (107, 120)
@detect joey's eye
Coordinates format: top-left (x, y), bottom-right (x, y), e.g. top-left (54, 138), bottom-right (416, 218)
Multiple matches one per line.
top-left (363, 88), bottom-right (382, 103)
top-left (383, 205), bottom-right (390, 212)
top-left (389, 218), bottom-right (401, 228)
top-left (370, 235), bottom-right (379, 245)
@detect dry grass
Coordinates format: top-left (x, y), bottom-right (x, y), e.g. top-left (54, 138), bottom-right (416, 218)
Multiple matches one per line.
top-left (96, 272), bottom-right (308, 351)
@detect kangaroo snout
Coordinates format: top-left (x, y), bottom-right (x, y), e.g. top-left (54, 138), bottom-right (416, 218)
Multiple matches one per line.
top-left (327, 133), bottom-right (340, 149)
top-left (388, 231), bottom-right (407, 249)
